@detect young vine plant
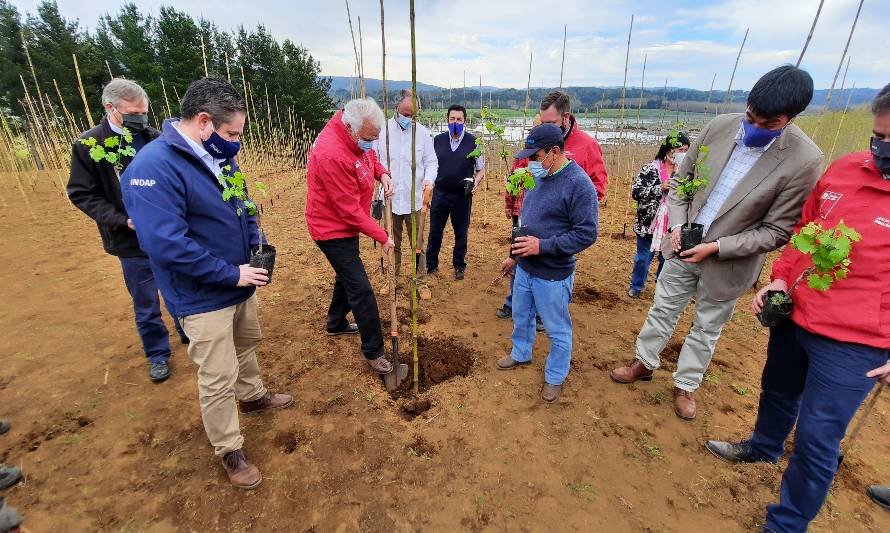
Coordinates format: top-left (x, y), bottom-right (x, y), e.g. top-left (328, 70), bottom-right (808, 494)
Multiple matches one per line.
top-left (79, 128), bottom-right (136, 171)
top-left (789, 220), bottom-right (861, 291)
top-left (219, 164), bottom-right (265, 217)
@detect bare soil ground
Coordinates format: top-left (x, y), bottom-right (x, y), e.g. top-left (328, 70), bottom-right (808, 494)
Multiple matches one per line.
top-left (1, 170), bottom-right (888, 532)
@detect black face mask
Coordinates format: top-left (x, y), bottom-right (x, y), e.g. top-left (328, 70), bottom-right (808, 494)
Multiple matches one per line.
top-left (870, 137), bottom-right (890, 176)
top-left (121, 113), bottom-right (148, 133)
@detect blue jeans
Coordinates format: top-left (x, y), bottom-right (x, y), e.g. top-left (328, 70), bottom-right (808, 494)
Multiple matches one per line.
top-left (629, 234), bottom-right (665, 292)
top-left (120, 257), bottom-right (185, 364)
top-left (509, 265), bottom-right (574, 385)
top-left (747, 321), bottom-right (888, 532)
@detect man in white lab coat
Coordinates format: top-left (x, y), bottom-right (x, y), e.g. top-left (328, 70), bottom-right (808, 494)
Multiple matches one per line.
top-left (374, 90), bottom-right (438, 276)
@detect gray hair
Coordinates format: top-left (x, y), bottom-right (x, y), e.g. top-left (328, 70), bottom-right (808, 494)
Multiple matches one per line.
top-left (341, 97), bottom-right (384, 132)
top-left (101, 78), bottom-right (149, 108)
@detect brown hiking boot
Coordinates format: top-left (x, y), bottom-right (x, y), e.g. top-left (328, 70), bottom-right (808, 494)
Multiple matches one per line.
top-left (239, 392), bottom-right (294, 415)
top-left (609, 359), bottom-right (654, 384)
top-left (496, 356), bottom-right (531, 370)
top-left (541, 384), bottom-right (562, 403)
top-left (673, 387), bottom-right (696, 420)
top-left (222, 449), bottom-right (262, 489)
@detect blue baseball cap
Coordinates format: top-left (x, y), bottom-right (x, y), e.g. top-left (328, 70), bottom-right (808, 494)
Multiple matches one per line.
top-left (514, 123), bottom-right (564, 160)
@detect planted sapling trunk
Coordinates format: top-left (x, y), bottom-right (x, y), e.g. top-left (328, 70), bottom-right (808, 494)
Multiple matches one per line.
top-left (757, 220), bottom-right (860, 327)
top-left (219, 165), bottom-right (277, 283)
top-left (676, 145), bottom-right (710, 253)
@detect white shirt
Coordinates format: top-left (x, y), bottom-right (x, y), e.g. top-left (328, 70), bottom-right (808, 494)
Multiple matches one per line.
top-left (374, 117), bottom-right (438, 216)
top-left (449, 130), bottom-right (485, 171)
top-left (109, 119), bottom-right (125, 136)
top-left (695, 126), bottom-right (776, 233)
top-left (171, 121), bottom-right (226, 178)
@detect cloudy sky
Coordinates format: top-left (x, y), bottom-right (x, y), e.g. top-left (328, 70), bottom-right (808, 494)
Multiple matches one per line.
top-left (14, 0), bottom-right (888, 91)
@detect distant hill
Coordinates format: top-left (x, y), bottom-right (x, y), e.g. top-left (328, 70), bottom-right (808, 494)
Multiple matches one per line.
top-left (324, 76), bottom-right (878, 112)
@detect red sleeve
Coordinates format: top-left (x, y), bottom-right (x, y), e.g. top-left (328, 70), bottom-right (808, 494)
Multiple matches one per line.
top-left (582, 139), bottom-right (608, 200)
top-left (321, 156), bottom-right (389, 244)
top-left (770, 176), bottom-right (824, 283)
top-left (368, 150), bottom-right (389, 180)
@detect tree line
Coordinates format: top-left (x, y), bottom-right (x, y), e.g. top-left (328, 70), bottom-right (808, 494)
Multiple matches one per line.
top-left (0, 1), bottom-right (334, 132)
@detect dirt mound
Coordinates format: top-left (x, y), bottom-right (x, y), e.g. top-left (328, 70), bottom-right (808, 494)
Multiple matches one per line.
top-left (389, 335), bottom-right (477, 397)
top-left (400, 397), bottom-right (432, 420)
top-left (573, 284), bottom-right (621, 308)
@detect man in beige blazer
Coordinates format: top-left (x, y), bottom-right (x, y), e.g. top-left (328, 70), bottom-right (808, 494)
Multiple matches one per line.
top-left (610, 66), bottom-right (823, 420)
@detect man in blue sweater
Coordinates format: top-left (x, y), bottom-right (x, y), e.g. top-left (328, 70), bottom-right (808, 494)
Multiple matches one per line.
top-left (496, 124), bottom-right (598, 402)
top-left (121, 78), bottom-right (292, 490)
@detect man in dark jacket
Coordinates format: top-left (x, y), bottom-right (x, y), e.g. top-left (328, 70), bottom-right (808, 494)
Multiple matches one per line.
top-left (67, 78), bottom-right (186, 383)
top-left (121, 77), bottom-right (292, 490)
top-left (426, 104), bottom-right (485, 280)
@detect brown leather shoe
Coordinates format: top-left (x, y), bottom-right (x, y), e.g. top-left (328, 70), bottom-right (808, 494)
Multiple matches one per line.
top-left (222, 449), bottom-right (262, 489)
top-left (496, 356), bottom-right (531, 370)
top-left (609, 359), bottom-right (653, 384)
top-left (239, 392), bottom-right (294, 415)
top-left (673, 387), bottom-right (696, 420)
top-left (541, 384), bottom-right (562, 403)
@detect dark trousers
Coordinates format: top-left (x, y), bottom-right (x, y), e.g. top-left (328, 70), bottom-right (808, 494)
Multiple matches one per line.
top-left (425, 189), bottom-right (472, 272)
top-left (747, 321), bottom-right (887, 532)
top-left (316, 237), bottom-right (384, 360)
top-left (119, 257), bottom-right (184, 364)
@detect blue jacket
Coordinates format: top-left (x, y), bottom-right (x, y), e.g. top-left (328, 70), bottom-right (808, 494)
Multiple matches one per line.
top-left (121, 120), bottom-right (261, 317)
top-left (518, 160), bottom-right (598, 281)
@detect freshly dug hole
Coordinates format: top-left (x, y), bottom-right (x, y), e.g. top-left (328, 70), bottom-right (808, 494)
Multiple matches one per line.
top-left (573, 284), bottom-right (621, 308)
top-left (388, 335), bottom-right (477, 397)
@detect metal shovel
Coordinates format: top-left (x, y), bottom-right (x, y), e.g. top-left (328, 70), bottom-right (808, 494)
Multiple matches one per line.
top-left (382, 196), bottom-right (409, 392)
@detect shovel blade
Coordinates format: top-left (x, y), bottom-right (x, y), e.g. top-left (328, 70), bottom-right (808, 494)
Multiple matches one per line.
top-left (382, 364), bottom-right (410, 392)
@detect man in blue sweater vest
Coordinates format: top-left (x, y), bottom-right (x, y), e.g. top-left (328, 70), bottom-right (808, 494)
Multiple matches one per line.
top-left (496, 124), bottom-right (598, 402)
top-left (426, 104), bottom-right (485, 279)
top-left (122, 78), bottom-right (292, 490)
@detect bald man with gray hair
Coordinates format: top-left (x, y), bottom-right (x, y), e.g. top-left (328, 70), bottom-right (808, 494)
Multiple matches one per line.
top-left (67, 77), bottom-right (188, 383)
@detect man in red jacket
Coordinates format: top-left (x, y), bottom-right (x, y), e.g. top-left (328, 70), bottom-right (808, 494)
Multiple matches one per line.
top-left (498, 91), bottom-right (608, 322)
top-left (705, 83), bottom-right (890, 532)
top-left (306, 98), bottom-right (395, 375)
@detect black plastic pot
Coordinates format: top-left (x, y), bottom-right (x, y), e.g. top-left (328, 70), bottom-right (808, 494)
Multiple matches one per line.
top-left (510, 225), bottom-right (528, 260)
top-left (679, 223), bottom-right (705, 253)
top-left (757, 290), bottom-right (793, 327)
top-left (371, 199), bottom-right (384, 220)
top-left (250, 244), bottom-right (277, 283)
top-left (463, 178), bottom-right (474, 196)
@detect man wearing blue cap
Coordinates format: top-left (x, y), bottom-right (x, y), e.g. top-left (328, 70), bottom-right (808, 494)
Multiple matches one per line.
top-left (496, 124), bottom-right (598, 402)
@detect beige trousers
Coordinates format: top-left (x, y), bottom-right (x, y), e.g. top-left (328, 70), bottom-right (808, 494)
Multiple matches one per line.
top-left (181, 294), bottom-right (267, 456)
top-left (391, 211), bottom-right (426, 276)
top-left (634, 259), bottom-right (737, 392)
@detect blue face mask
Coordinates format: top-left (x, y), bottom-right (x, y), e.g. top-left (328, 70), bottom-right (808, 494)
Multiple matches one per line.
top-left (397, 114), bottom-right (412, 130)
top-left (741, 118), bottom-right (783, 148)
top-left (202, 125), bottom-right (241, 159)
top-left (357, 139), bottom-right (374, 152)
top-left (448, 122), bottom-right (464, 136)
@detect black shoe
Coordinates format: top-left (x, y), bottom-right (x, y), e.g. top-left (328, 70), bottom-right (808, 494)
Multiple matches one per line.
top-left (705, 440), bottom-right (764, 464)
top-left (0, 465), bottom-right (22, 490)
top-left (149, 361), bottom-right (170, 383)
top-left (0, 421), bottom-right (8, 435)
top-left (326, 323), bottom-right (360, 336)
top-left (427, 267), bottom-right (439, 275)
top-left (455, 269), bottom-right (465, 281)
top-left (536, 316), bottom-right (545, 332)
top-left (495, 305), bottom-right (512, 319)
top-left (868, 485), bottom-right (890, 510)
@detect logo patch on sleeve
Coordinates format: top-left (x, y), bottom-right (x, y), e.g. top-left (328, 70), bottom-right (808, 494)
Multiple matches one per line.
top-left (818, 191), bottom-right (842, 219)
top-left (129, 178), bottom-right (156, 187)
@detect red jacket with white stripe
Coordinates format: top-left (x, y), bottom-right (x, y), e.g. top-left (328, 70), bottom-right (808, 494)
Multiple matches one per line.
top-left (306, 111), bottom-right (389, 244)
top-left (505, 115), bottom-right (608, 216)
top-left (771, 151), bottom-right (890, 349)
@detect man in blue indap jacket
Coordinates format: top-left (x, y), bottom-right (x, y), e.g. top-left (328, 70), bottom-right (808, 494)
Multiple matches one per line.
top-left (497, 124), bottom-right (599, 403)
top-left (121, 77), bottom-right (292, 490)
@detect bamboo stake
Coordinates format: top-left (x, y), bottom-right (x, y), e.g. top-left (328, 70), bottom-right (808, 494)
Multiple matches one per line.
top-left (824, 0), bottom-right (863, 114)
top-left (613, 14), bottom-right (633, 236)
top-left (827, 82), bottom-right (856, 165)
top-left (409, 0), bottom-right (419, 394)
top-left (705, 73), bottom-right (717, 117)
top-left (73, 53), bottom-right (95, 128)
top-left (105, 60), bottom-right (114, 80)
top-left (835, 56), bottom-right (852, 112)
top-left (344, 0), bottom-right (364, 97)
top-left (796, 0), bottom-right (824, 66)
top-left (635, 53), bottom-right (647, 134)
top-left (723, 28), bottom-right (749, 114)
top-left (52, 79), bottom-right (76, 133)
top-left (21, 30), bottom-right (51, 128)
top-left (200, 33), bottom-right (209, 77)
top-left (521, 52), bottom-right (533, 136)
top-left (160, 78), bottom-right (172, 119)
top-left (225, 51), bottom-right (232, 82)
top-left (358, 16), bottom-right (366, 98)
top-left (559, 24), bottom-right (567, 88)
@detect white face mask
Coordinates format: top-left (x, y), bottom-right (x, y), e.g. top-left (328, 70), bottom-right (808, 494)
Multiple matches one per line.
top-left (671, 151), bottom-right (687, 166)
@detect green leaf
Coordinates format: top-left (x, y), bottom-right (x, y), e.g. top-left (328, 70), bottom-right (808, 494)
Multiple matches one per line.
top-left (807, 273), bottom-right (832, 291)
top-left (105, 152), bottom-right (119, 165)
top-left (88, 145), bottom-right (106, 163)
top-left (222, 189), bottom-right (233, 201)
top-left (104, 136), bottom-right (120, 149)
top-left (80, 137), bottom-right (97, 147)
